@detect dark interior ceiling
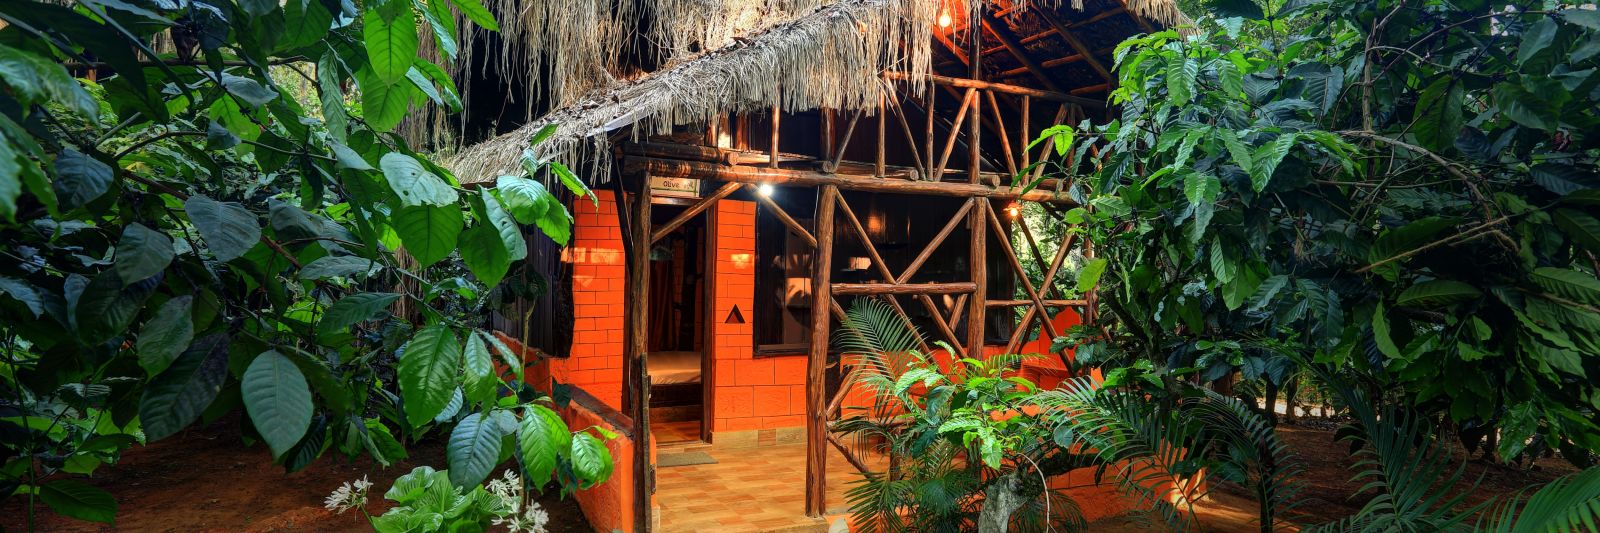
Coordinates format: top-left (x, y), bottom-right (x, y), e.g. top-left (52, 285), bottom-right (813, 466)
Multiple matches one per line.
top-left (932, 0), bottom-right (1156, 101)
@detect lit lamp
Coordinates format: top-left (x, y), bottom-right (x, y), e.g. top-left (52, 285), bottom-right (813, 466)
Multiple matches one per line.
top-left (937, 9), bottom-right (953, 28)
top-left (757, 183), bottom-right (775, 197)
top-left (1005, 203), bottom-right (1021, 219)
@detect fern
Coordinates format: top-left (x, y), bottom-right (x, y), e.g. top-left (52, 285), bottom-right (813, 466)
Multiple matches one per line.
top-left (1476, 468), bottom-right (1600, 532)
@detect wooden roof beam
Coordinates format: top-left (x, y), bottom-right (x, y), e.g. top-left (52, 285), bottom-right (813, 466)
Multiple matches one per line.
top-left (978, 6), bottom-right (1132, 56)
top-left (979, 12), bottom-right (1066, 93)
top-left (624, 156), bottom-right (1080, 204)
top-left (1035, 8), bottom-right (1115, 83)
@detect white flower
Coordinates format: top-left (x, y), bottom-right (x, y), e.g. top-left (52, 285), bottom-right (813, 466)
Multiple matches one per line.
top-left (323, 476), bottom-right (370, 514)
top-left (493, 501), bottom-right (550, 533)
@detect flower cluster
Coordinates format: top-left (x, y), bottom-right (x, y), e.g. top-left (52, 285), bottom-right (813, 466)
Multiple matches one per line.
top-left (323, 476), bottom-right (372, 514)
top-left (486, 470), bottom-right (549, 533)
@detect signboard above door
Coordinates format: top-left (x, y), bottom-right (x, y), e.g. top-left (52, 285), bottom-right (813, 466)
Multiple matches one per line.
top-left (650, 176), bottom-right (701, 199)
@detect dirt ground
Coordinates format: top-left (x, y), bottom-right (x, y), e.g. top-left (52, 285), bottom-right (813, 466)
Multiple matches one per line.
top-left (1089, 418), bottom-right (1582, 532)
top-left (0, 417), bottom-right (590, 532)
top-left (2, 416), bottom-right (1580, 532)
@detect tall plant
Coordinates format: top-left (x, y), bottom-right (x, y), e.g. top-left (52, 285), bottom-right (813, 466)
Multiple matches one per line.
top-left (1039, 0), bottom-right (1600, 465)
top-left (0, 0), bottom-right (603, 526)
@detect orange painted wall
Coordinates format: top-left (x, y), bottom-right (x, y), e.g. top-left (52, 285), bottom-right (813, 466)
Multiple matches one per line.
top-left (709, 199), bottom-right (810, 433)
top-left (551, 189), bottom-right (627, 410)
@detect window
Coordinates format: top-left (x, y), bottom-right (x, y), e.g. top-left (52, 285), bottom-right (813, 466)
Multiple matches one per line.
top-left (752, 190), bottom-right (1014, 355)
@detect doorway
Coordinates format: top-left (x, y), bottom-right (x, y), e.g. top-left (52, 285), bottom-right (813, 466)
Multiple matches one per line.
top-left (647, 201), bottom-right (709, 444)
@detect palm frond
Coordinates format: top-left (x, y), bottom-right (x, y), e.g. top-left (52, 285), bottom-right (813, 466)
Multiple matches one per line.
top-left (1476, 467), bottom-right (1600, 533)
top-left (1187, 387), bottom-right (1304, 530)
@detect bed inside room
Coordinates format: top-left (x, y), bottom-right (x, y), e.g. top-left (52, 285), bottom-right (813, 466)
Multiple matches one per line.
top-left (647, 199), bottom-right (708, 444)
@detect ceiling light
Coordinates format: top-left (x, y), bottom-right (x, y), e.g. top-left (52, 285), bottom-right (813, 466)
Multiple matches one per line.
top-left (757, 183), bottom-right (775, 197)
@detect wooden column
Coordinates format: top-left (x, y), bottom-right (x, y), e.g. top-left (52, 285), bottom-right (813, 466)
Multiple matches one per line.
top-left (805, 185), bottom-right (838, 517)
top-left (968, 198), bottom-right (987, 358)
top-left (623, 174), bottom-right (653, 532)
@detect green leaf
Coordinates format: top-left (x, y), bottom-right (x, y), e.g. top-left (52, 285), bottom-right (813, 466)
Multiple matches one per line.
top-left (318, 292), bottom-right (402, 335)
top-left (298, 255), bottom-right (384, 280)
top-left (355, 68), bottom-right (413, 132)
top-left (1216, 129), bottom-right (1253, 174)
top-left (1564, 8), bottom-right (1600, 30)
top-left (570, 432), bottom-right (613, 488)
top-left (460, 222), bottom-right (510, 288)
top-left (1371, 303), bottom-right (1402, 359)
top-left (1554, 209), bottom-right (1600, 253)
top-left (1246, 274), bottom-right (1288, 312)
top-left (1367, 217), bottom-right (1458, 281)
top-left (1205, 0), bottom-right (1265, 19)
top-left (393, 204), bottom-right (463, 267)
top-left (399, 325), bottom-right (462, 428)
top-left (447, 412), bottom-right (503, 488)
top-left (219, 74), bottom-right (279, 107)
top-left (39, 479), bottom-right (116, 524)
top-left (0, 276), bottom-right (43, 317)
top-left (363, 7), bottom-right (419, 83)
top-left (136, 296), bottom-right (194, 376)
top-left (448, 0), bottom-right (499, 31)
top-left (1166, 57), bottom-right (1198, 107)
top-left (380, 153), bottom-right (459, 207)
top-left (480, 190), bottom-right (527, 261)
top-left (1518, 18), bottom-right (1558, 66)
top-left (1184, 172), bottom-right (1220, 206)
top-left (1076, 258), bottom-right (1108, 294)
top-left (75, 269), bottom-right (153, 343)
top-left (242, 350), bottom-right (314, 459)
top-left (114, 223), bottom-right (173, 283)
top-left (1251, 133), bottom-right (1297, 192)
top-left (279, 0), bottom-right (332, 50)
top-left (1531, 163), bottom-right (1597, 196)
top-left (1531, 267), bottom-right (1600, 307)
top-left (518, 404), bottom-right (570, 487)
top-left (1395, 280), bottom-right (1482, 308)
top-left (462, 331), bottom-right (496, 404)
top-left (185, 195), bottom-right (261, 262)
top-left (0, 43), bottom-right (98, 120)
top-left (141, 333), bottom-right (230, 440)
top-left (495, 175), bottom-right (552, 225)
top-left (53, 149), bottom-right (113, 211)
top-left (1412, 78), bottom-right (1463, 153)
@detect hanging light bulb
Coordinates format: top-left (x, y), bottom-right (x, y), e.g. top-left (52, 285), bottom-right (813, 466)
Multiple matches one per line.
top-left (937, 8), bottom-right (953, 28)
top-left (757, 183), bottom-right (775, 197)
top-left (1006, 203), bottom-right (1021, 219)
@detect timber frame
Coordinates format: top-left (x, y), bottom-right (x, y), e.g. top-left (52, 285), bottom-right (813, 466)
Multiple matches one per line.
top-left (615, 66), bottom-right (1100, 521)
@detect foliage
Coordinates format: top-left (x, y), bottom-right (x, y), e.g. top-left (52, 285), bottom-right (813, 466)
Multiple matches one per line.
top-left (1038, 0), bottom-right (1600, 465)
top-left (325, 466), bottom-right (553, 533)
top-left (834, 299), bottom-right (1089, 533)
top-left (0, 0), bottom-right (605, 525)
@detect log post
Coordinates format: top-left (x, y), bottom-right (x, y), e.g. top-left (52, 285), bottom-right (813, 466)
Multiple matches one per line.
top-left (968, 199), bottom-right (987, 358)
top-left (622, 174), bottom-right (653, 532)
top-left (806, 185), bottom-right (838, 517)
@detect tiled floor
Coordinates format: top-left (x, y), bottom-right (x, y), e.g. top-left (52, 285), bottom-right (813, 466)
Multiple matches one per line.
top-left (654, 441), bottom-right (879, 532)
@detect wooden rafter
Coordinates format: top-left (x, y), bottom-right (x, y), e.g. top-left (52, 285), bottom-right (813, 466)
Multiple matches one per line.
top-left (833, 191), bottom-right (936, 354)
top-left (1035, 8), bottom-right (1114, 83)
top-left (887, 72), bottom-right (1105, 108)
top-left (980, 13), bottom-right (1066, 93)
top-left (898, 198), bottom-right (976, 283)
top-left (934, 89), bottom-right (976, 182)
top-left (650, 181), bottom-right (741, 244)
top-left (833, 282), bottom-right (978, 295)
top-left (629, 157), bottom-right (1078, 204)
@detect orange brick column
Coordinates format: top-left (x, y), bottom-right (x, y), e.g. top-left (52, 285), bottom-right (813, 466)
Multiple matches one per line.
top-left (553, 189), bottom-right (627, 410)
top-left (710, 200), bottom-right (808, 435)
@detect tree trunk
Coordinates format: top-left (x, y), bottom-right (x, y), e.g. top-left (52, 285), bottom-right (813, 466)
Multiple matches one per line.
top-left (977, 472), bottom-right (1026, 533)
top-left (1283, 376), bottom-right (1300, 423)
top-left (1264, 381), bottom-right (1280, 425)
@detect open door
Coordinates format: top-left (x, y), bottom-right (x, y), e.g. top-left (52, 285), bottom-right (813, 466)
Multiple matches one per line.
top-left (646, 200), bottom-right (710, 444)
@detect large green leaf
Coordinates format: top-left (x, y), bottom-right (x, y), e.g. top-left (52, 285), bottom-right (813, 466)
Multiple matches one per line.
top-left (39, 479), bottom-right (116, 524)
top-left (1517, 18), bottom-right (1558, 66)
top-left (242, 350), bottom-right (314, 459)
top-left (1412, 77), bottom-right (1463, 153)
top-left (114, 223), bottom-right (173, 283)
top-left (460, 222), bottom-right (510, 288)
top-left (570, 432), bottom-right (613, 488)
top-left (447, 0), bottom-right (499, 31)
top-left (363, 7), bottom-right (418, 83)
top-left (279, 0), bottom-right (332, 50)
top-left (1554, 209), bottom-right (1600, 252)
top-left (317, 292), bottom-right (402, 335)
top-left (1367, 217), bottom-right (1458, 281)
top-left (75, 269), bottom-right (154, 343)
top-left (446, 412), bottom-right (504, 488)
top-left (1166, 57), bottom-right (1198, 107)
top-left (136, 296), bottom-right (194, 376)
top-left (185, 195), bottom-right (261, 262)
top-left (518, 404), bottom-right (570, 487)
top-left (298, 255), bottom-right (384, 280)
top-left (399, 325), bottom-right (462, 428)
top-left (462, 330), bottom-right (497, 404)
top-left (1076, 258), bottom-right (1109, 294)
top-left (495, 175), bottom-right (552, 225)
top-left (1251, 133), bottom-right (1297, 192)
top-left (393, 204), bottom-right (463, 267)
top-left (141, 333), bottom-right (230, 440)
top-left (380, 153), bottom-right (459, 207)
top-left (0, 43), bottom-right (98, 119)
top-left (53, 149), bottom-right (113, 211)
top-left (1396, 280), bottom-right (1482, 308)
top-left (1531, 268), bottom-right (1600, 307)
top-left (355, 68), bottom-right (412, 132)
top-left (480, 190), bottom-right (527, 261)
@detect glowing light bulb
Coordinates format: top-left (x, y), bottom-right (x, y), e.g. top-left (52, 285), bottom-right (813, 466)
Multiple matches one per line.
top-left (1006, 203), bottom-right (1021, 219)
top-left (757, 183), bottom-right (775, 197)
top-left (937, 9), bottom-right (953, 28)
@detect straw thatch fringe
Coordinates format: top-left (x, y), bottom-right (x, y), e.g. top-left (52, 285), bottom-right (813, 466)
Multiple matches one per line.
top-left (449, 0), bottom-right (938, 185)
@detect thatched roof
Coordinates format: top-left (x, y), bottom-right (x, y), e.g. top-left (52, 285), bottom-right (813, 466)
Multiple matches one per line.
top-left (448, 0), bottom-right (1184, 185)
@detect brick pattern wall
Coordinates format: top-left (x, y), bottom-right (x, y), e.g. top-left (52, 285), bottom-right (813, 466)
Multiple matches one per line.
top-left (710, 200), bottom-right (809, 433)
top-left (552, 189), bottom-right (626, 410)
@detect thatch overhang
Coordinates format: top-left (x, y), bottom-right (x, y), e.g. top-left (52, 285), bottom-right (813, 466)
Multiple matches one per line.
top-left (447, 0), bottom-right (1184, 185)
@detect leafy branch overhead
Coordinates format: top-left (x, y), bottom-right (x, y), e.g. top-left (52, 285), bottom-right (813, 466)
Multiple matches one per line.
top-left (0, 0), bottom-right (604, 525)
